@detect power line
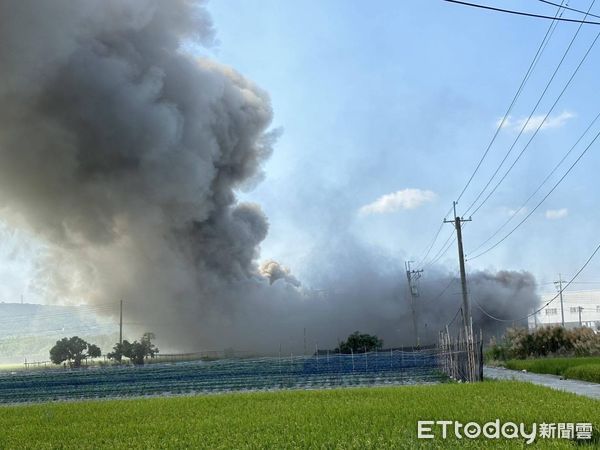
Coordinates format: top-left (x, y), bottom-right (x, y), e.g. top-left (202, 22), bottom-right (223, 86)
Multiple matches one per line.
top-left (415, 205), bottom-right (454, 267)
top-left (462, 2), bottom-right (597, 216)
top-left (443, 0), bottom-right (600, 25)
top-left (454, 0), bottom-right (565, 204)
top-left (446, 306), bottom-right (462, 327)
top-left (423, 229), bottom-right (456, 268)
top-left (538, 0), bottom-right (600, 20)
top-left (425, 219), bottom-right (472, 268)
top-left (469, 108), bottom-right (600, 255)
top-left (468, 125), bottom-right (600, 260)
top-left (474, 238), bottom-right (600, 322)
top-left (430, 276), bottom-right (458, 302)
top-left (469, 29), bottom-right (600, 217)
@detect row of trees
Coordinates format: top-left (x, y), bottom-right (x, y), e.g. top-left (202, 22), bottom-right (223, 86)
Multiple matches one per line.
top-left (49, 333), bottom-right (158, 367)
top-left (50, 330), bottom-right (384, 367)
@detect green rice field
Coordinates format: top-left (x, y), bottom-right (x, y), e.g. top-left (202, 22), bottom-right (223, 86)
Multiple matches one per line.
top-left (504, 357), bottom-right (600, 380)
top-left (0, 381), bottom-right (597, 449)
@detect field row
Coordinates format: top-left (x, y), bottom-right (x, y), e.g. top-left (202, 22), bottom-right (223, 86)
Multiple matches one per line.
top-left (0, 352), bottom-right (443, 403)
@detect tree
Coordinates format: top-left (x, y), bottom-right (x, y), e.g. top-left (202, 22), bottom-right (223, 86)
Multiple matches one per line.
top-left (108, 332), bottom-right (159, 365)
top-left (336, 331), bottom-right (383, 354)
top-left (107, 342), bottom-right (124, 363)
top-left (49, 336), bottom-right (102, 367)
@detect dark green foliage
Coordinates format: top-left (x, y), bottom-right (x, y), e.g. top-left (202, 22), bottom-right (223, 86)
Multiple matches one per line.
top-left (108, 332), bottom-right (158, 365)
top-left (336, 331), bottom-right (383, 354)
top-left (87, 344), bottom-right (101, 359)
top-left (49, 336), bottom-right (102, 367)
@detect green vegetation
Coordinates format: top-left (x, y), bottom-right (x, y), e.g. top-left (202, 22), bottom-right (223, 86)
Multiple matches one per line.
top-left (0, 382), bottom-right (597, 449)
top-left (564, 364), bottom-right (600, 384)
top-left (49, 336), bottom-right (101, 368)
top-left (504, 357), bottom-right (600, 376)
top-left (336, 331), bottom-right (383, 353)
top-left (107, 332), bottom-right (158, 365)
top-left (487, 326), bottom-right (600, 361)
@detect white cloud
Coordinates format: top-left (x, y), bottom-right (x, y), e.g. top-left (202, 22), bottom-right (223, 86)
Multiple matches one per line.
top-left (506, 206), bottom-right (528, 217)
top-left (545, 208), bottom-right (568, 220)
top-left (359, 188), bottom-right (436, 215)
top-left (497, 111), bottom-right (575, 133)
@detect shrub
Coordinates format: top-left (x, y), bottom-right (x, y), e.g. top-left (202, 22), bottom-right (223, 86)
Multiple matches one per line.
top-left (336, 331), bottom-right (383, 354)
top-left (487, 326), bottom-right (600, 360)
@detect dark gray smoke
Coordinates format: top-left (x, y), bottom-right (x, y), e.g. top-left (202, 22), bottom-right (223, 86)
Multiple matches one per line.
top-left (0, 0), bottom-right (539, 353)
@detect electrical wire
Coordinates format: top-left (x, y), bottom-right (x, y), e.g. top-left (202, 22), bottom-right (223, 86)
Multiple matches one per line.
top-left (446, 307), bottom-right (462, 327)
top-left (473, 239), bottom-right (600, 322)
top-left (415, 205), bottom-right (454, 268)
top-left (468, 29), bottom-right (600, 217)
top-left (469, 108), bottom-right (600, 255)
top-left (423, 230), bottom-right (456, 268)
top-left (443, 0), bottom-right (600, 25)
top-left (454, 0), bottom-right (565, 204)
top-left (462, 1), bottom-right (597, 216)
top-left (468, 125), bottom-right (600, 260)
top-left (430, 276), bottom-right (458, 302)
top-left (538, 0), bottom-right (600, 20)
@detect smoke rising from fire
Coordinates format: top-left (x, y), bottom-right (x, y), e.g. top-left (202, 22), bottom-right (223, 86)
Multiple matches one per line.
top-left (0, 0), bottom-right (539, 352)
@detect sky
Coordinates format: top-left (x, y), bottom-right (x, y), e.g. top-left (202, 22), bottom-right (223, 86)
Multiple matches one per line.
top-left (2, 0), bottom-right (600, 303)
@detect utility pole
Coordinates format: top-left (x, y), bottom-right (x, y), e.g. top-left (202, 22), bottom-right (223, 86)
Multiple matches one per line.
top-left (405, 261), bottom-right (423, 347)
top-left (553, 275), bottom-right (565, 327)
top-left (578, 306), bottom-right (583, 327)
top-left (119, 299), bottom-right (123, 345)
top-left (444, 202), bottom-right (472, 328)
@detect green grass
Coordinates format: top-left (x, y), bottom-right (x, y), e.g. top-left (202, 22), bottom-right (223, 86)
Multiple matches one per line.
top-left (564, 364), bottom-right (600, 384)
top-left (0, 381), bottom-right (597, 449)
top-left (504, 357), bottom-right (600, 376)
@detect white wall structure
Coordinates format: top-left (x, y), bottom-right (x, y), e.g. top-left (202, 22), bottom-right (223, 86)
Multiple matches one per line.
top-left (529, 290), bottom-right (600, 331)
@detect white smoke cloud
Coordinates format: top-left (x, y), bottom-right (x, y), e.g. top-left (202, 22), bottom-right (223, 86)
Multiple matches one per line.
top-left (359, 189), bottom-right (437, 216)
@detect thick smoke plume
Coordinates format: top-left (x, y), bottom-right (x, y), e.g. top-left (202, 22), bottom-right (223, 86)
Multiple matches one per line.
top-left (0, 0), bottom-right (539, 353)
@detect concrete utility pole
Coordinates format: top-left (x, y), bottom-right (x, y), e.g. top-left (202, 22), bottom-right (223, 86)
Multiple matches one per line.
top-left (119, 299), bottom-right (123, 345)
top-left (578, 306), bottom-right (583, 327)
top-left (444, 202), bottom-right (472, 328)
top-left (405, 261), bottom-right (423, 347)
top-left (553, 275), bottom-right (565, 327)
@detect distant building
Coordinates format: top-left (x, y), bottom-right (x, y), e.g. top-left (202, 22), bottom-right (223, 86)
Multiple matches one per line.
top-left (529, 289), bottom-right (600, 331)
